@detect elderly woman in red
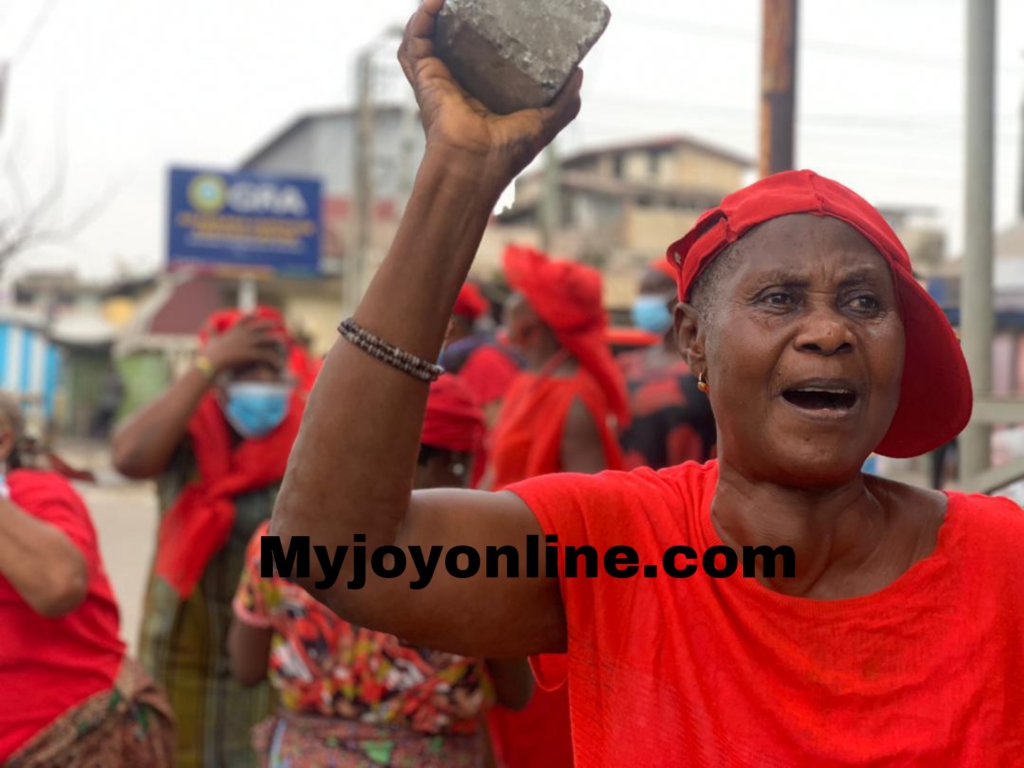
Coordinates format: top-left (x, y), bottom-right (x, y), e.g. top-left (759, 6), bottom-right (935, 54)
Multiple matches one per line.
top-left (0, 392), bottom-right (174, 766)
top-left (269, 2), bottom-right (1024, 765)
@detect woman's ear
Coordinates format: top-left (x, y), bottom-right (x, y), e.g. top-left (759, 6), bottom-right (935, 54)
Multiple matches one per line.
top-left (674, 302), bottom-right (705, 371)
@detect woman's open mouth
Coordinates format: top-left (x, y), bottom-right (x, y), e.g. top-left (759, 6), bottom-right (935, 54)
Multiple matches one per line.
top-left (782, 387), bottom-right (858, 412)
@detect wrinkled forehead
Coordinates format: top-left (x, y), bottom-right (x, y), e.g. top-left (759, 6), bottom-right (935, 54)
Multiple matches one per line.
top-left (729, 214), bottom-right (893, 284)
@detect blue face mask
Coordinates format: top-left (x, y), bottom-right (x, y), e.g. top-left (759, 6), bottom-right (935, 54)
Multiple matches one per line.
top-left (632, 295), bottom-right (674, 335)
top-left (222, 382), bottom-right (292, 439)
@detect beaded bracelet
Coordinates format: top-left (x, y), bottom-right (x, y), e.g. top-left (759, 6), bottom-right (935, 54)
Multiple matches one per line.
top-left (338, 318), bottom-right (445, 383)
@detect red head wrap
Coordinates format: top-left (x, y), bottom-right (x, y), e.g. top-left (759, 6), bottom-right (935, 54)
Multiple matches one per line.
top-left (453, 283), bottom-right (489, 322)
top-left (198, 306), bottom-right (321, 391)
top-left (503, 245), bottom-right (630, 427)
top-left (420, 374), bottom-right (486, 454)
top-left (156, 304), bottom-right (319, 598)
top-left (199, 306), bottom-right (287, 346)
top-left (664, 169), bottom-right (971, 458)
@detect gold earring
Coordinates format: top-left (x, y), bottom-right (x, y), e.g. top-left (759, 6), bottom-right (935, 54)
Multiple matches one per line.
top-left (697, 371), bottom-right (709, 393)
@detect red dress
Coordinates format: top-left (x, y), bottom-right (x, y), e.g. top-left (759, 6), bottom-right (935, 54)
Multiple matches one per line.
top-left (486, 364), bottom-right (624, 768)
top-left (0, 471), bottom-right (125, 761)
top-left (507, 461), bottom-right (1024, 767)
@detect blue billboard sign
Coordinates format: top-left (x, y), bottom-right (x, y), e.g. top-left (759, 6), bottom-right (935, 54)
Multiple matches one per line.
top-left (168, 167), bottom-right (322, 276)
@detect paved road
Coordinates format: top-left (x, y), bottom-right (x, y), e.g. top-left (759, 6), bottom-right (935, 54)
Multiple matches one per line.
top-left (76, 475), bottom-right (159, 656)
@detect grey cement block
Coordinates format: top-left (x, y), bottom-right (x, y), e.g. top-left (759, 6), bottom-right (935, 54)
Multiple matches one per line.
top-left (435, 0), bottom-right (611, 115)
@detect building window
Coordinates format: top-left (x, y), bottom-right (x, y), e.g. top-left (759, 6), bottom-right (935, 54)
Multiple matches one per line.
top-left (649, 151), bottom-right (660, 179)
top-left (613, 154), bottom-right (624, 179)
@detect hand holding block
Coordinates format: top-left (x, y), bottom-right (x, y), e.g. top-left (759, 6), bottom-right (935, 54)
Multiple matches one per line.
top-left (435, 0), bottom-right (611, 116)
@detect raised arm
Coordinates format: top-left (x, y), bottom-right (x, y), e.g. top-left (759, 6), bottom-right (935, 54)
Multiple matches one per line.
top-left (111, 317), bottom-right (283, 479)
top-left (271, 0), bottom-right (582, 659)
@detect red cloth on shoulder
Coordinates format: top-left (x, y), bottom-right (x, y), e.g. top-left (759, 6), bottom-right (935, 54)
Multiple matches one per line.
top-left (486, 368), bottom-right (624, 768)
top-left (506, 461), bottom-right (1024, 766)
top-left (155, 306), bottom-right (311, 597)
top-left (489, 369), bottom-right (624, 490)
top-left (154, 389), bottom-right (306, 596)
top-left (0, 470), bottom-right (125, 761)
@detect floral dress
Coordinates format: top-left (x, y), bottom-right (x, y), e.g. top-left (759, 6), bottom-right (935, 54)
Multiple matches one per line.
top-left (232, 522), bottom-right (496, 767)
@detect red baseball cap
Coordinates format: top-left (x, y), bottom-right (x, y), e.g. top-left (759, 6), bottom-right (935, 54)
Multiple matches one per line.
top-left (664, 169), bottom-right (971, 459)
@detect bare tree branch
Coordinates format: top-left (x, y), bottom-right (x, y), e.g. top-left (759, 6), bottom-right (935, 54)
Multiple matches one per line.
top-left (0, 130), bottom-right (119, 272)
top-left (4, 150), bottom-right (30, 220)
top-left (0, 3), bottom-right (111, 276)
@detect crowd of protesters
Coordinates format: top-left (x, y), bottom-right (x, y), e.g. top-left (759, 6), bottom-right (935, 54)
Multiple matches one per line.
top-left (2, 1), bottom-right (1021, 765)
top-left (0, 244), bottom-right (714, 767)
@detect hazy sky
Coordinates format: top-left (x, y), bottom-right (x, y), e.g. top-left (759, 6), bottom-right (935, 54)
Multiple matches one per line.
top-left (2, 0), bottom-right (1023, 282)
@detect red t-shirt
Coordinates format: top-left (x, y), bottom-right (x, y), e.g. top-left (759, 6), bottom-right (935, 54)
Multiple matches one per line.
top-left (0, 471), bottom-right (125, 761)
top-left (508, 461), bottom-right (1024, 767)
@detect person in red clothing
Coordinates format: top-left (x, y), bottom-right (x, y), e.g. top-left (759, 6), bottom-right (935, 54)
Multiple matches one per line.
top-left (443, 282), bottom-right (521, 487)
top-left (270, 3), bottom-right (1024, 765)
top-left (444, 282), bottom-right (521, 418)
top-left (0, 392), bottom-right (174, 766)
top-left (482, 245), bottom-right (628, 768)
top-left (112, 306), bottom-right (321, 767)
top-left (617, 260), bottom-right (716, 469)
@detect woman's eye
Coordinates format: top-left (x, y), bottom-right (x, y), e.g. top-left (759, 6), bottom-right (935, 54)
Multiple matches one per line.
top-left (850, 295), bottom-right (880, 311)
top-left (762, 292), bottom-right (794, 307)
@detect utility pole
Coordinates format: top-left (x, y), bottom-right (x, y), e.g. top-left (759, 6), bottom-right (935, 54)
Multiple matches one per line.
top-left (960, 0), bottom-right (997, 483)
top-left (346, 26), bottom-right (405, 313)
top-left (759, 0), bottom-right (798, 178)
top-left (349, 52), bottom-right (375, 315)
top-left (539, 143), bottom-right (560, 252)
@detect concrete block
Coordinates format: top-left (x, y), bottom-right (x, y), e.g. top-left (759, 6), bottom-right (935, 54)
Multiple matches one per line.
top-left (435, 0), bottom-right (611, 115)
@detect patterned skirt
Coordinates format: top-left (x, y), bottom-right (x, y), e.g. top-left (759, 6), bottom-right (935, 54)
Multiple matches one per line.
top-left (7, 656), bottom-right (176, 768)
top-left (139, 565), bottom-right (273, 767)
top-left (251, 711), bottom-right (487, 768)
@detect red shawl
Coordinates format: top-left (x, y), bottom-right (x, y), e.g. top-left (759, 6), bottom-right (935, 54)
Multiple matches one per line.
top-left (154, 307), bottom-right (318, 597)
